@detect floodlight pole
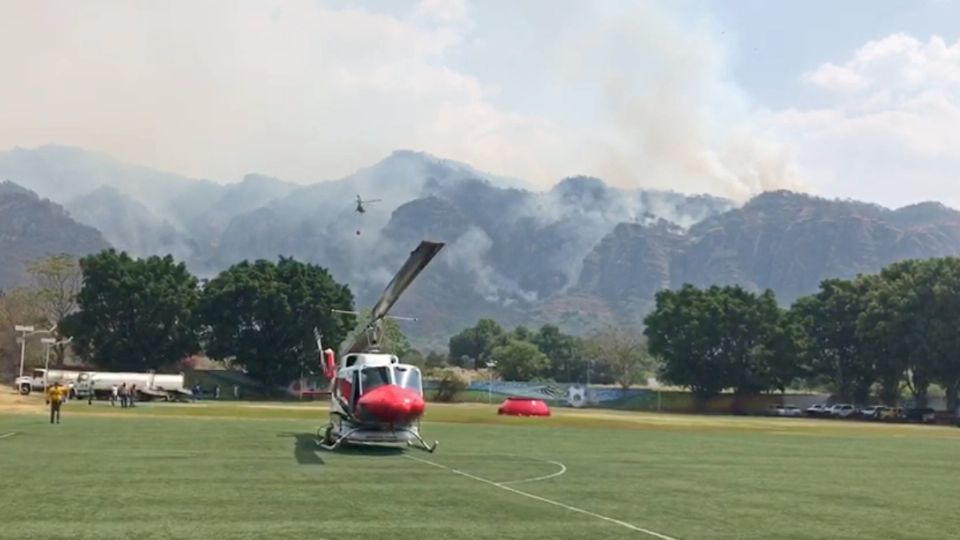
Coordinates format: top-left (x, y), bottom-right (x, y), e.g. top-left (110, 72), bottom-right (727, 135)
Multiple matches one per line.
top-left (14, 325), bottom-right (35, 379)
top-left (486, 361), bottom-right (496, 404)
top-left (41, 338), bottom-right (55, 389)
top-left (39, 336), bottom-right (71, 389)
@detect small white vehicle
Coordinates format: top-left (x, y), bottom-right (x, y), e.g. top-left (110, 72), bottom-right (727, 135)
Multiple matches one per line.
top-left (805, 403), bottom-right (828, 417)
top-left (780, 405), bottom-right (803, 417)
top-left (829, 404), bottom-right (856, 418)
top-left (860, 405), bottom-right (887, 419)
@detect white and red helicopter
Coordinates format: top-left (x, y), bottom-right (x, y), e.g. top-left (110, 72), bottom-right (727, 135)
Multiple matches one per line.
top-left (315, 240), bottom-right (444, 452)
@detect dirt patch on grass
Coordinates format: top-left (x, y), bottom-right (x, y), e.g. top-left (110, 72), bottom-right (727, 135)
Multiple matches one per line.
top-left (0, 389), bottom-right (44, 413)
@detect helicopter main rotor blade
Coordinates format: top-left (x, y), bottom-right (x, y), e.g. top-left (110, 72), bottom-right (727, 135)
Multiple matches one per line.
top-left (369, 240), bottom-right (444, 321)
top-left (340, 240), bottom-right (444, 356)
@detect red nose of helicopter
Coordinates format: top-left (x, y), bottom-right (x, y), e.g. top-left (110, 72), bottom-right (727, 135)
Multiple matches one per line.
top-left (356, 385), bottom-right (426, 425)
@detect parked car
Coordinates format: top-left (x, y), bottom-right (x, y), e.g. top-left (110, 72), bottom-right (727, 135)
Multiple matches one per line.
top-left (829, 404), bottom-right (856, 418)
top-left (860, 405), bottom-right (888, 420)
top-left (781, 405), bottom-right (803, 417)
top-left (805, 403), bottom-right (829, 417)
top-left (879, 407), bottom-right (905, 421)
top-left (904, 407), bottom-right (936, 423)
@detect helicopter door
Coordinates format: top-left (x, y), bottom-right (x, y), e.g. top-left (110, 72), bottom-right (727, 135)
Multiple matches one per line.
top-left (348, 371), bottom-right (360, 410)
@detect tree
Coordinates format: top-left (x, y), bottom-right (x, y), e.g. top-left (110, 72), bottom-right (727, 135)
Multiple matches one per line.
top-left (26, 254), bottom-right (82, 365)
top-left (61, 250), bottom-right (200, 371)
top-left (645, 285), bottom-right (791, 408)
top-left (448, 318), bottom-right (504, 367)
top-left (489, 339), bottom-right (550, 381)
top-left (863, 258), bottom-right (960, 411)
top-left (400, 349), bottom-right (425, 369)
top-left (792, 278), bottom-right (877, 403)
top-left (855, 274), bottom-right (905, 405)
top-left (381, 317), bottom-right (413, 359)
top-left (0, 288), bottom-right (45, 381)
top-left (645, 285), bottom-right (724, 403)
top-left (860, 260), bottom-right (935, 407)
top-left (534, 324), bottom-right (584, 382)
top-left (587, 326), bottom-right (653, 392)
top-left (928, 258), bottom-right (960, 414)
top-left (424, 350), bottom-right (448, 369)
top-left (432, 368), bottom-right (468, 402)
top-left (197, 257), bottom-right (354, 391)
top-left (511, 325), bottom-right (534, 343)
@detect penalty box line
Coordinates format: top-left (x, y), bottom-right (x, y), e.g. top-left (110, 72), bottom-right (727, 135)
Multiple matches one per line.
top-left (404, 455), bottom-right (678, 540)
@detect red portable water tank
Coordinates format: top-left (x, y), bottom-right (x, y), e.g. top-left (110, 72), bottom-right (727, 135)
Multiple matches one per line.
top-left (497, 396), bottom-right (551, 417)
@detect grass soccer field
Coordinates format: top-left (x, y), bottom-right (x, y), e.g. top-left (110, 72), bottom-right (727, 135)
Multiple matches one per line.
top-left (1, 396), bottom-right (957, 540)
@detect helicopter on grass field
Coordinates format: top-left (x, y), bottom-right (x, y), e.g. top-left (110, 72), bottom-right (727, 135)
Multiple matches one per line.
top-left (315, 240), bottom-right (444, 452)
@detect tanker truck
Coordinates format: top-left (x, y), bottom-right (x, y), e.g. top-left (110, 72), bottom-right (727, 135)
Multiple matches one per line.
top-left (73, 371), bottom-right (191, 401)
top-left (15, 368), bottom-right (191, 401)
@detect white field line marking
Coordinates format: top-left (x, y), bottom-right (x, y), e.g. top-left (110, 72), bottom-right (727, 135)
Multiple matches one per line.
top-left (0, 432), bottom-right (17, 440)
top-left (405, 455), bottom-right (677, 540)
top-left (499, 459), bottom-right (567, 486)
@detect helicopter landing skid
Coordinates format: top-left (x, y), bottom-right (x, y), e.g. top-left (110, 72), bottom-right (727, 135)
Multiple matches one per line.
top-left (315, 424), bottom-right (437, 453)
top-left (403, 428), bottom-right (439, 453)
top-left (316, 424), bottom-right (361, 451)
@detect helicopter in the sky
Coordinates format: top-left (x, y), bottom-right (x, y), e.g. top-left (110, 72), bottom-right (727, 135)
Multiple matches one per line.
top-left (355, 194), bottom-right (381, 214)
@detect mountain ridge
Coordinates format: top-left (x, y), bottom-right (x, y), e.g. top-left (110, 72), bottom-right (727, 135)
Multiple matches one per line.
top-left (3, 146), bottom-right (960, 349)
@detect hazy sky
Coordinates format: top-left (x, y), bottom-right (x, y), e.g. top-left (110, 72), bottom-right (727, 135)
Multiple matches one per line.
top-left (3, 0), bottom-right (960, 207)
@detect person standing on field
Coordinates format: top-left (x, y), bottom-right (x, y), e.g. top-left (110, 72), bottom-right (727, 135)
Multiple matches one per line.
top-left (46, 381), bottom-right (67, 424)
top-left (111, 384), bottom-right (118, 406)
top-left (119, 382), bottom-right (128, 408)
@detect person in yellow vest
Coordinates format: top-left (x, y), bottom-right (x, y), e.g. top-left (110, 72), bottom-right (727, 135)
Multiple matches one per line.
top-left (45, 381), bottom-right (68, 424)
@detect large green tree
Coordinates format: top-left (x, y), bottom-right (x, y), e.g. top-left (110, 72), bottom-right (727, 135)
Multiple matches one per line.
top-left (860, 260), bottom-right (936, 408)
top-left (863, 258), bottom-right (960, 411)
top-left (928, 258), bottom-right (960, 413)
top-left (645, 285), bottom-right (794, 407)
top-left (197, 257), bottom-right (354, 390)
top-left (534, 324), bottom-right (585, 382)
top-left (447, 318), bottom-right (504, 367)
top-left (61, 250), bottom-right (200, 371)
top-left (489, 339), bottom-right (550, 381)
top-left (792, 278), bottom-right (877, 403)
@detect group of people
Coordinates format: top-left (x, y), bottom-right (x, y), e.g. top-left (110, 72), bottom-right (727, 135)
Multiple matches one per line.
top-left (44, 380), bottom-right (239, 424)
top-left (45, 381), bottom-right (139, 424)
top-left (109, 383), bottom-right (136, 408)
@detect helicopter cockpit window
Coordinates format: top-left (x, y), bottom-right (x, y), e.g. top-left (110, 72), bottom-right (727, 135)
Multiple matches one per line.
top-left (360, 367), bottom-right (391, 394)
top-left (393, 367), bottom-right (422, 393)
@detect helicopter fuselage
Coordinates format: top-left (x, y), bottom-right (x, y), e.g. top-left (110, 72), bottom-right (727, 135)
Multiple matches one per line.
top-left (324, 352), bottom-right (428, 446)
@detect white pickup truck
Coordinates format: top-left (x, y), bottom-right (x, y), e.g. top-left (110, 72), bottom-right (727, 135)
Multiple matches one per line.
top-left (14, 368), bottom-right (81, 396)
